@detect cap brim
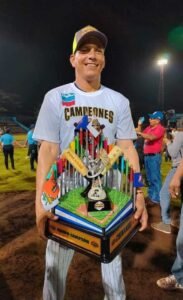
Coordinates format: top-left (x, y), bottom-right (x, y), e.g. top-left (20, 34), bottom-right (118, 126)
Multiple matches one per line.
top-left (148, 114), bottom-right (154, 118)
top-left (75, 31), bottom-right (108, 52)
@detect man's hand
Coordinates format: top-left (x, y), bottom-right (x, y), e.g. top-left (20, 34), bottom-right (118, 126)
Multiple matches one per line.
top-left (169, 176), bottom-right (181, 199)
top-left (134, 193), bottom-right (148, 231)
top-left (36, 207), bottom-right (58, 240)
top-left (169, 158), bottom-right (183, 198)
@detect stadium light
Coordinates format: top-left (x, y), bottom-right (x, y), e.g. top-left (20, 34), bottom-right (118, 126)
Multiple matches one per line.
top-left (157, 57), bottom-right (168, 110)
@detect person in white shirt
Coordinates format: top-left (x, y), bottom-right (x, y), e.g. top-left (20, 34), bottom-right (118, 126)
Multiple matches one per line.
top-left (33, 25), bottom-right (147, 300)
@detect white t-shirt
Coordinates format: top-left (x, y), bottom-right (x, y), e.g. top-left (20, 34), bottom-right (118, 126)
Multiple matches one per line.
top-left (33, 82), bottom-right (137, 152)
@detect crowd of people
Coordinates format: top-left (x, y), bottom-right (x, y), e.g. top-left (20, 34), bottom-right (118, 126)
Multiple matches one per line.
top-left (0, 25), bottom-right (183, 299)
top-left (135, 111), bottom-right (183, 291)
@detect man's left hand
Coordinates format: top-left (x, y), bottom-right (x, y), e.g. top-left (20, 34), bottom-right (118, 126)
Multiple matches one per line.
top-left (134, 194), bottom-right (148, 231)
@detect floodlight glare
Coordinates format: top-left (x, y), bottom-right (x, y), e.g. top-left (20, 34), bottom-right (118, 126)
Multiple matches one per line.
top-left (157, 58), bottom-right (168, 66)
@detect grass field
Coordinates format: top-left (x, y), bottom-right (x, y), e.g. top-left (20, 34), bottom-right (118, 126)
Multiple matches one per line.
top-left (0, 134), bottom-right (36, 192)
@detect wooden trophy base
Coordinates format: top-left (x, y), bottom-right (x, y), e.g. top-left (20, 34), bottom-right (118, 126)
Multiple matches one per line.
top-left (46, 212), bottom-right (139, 263)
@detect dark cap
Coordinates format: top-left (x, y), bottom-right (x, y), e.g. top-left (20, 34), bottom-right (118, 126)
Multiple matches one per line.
top-left (30, 124), bottom-right (35, 129)
top-left (72, 25), bottom-right (108, 54)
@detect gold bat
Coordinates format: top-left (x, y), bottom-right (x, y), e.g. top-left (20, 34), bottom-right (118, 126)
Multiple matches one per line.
top-left (101, 145), bottom-right (122, 176)
top-left (62, 148), bottom-right (88, 177)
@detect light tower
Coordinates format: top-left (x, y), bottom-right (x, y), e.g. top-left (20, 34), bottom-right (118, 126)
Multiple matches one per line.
top-left (157, 57), bottom-right (168, 110)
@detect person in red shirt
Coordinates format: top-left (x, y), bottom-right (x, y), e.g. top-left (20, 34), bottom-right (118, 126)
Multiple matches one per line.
top-left (136, 111), bottom-right (165, 204)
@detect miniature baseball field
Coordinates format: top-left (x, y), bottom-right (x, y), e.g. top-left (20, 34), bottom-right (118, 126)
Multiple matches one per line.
top-left (57, 187), bottom-right (131, 227)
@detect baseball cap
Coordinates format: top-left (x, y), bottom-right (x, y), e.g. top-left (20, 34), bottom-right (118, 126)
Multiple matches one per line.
top-left (30, 124), bottom-right (35, 129)
top-left (148, 111), bottom-right (164, 120)
top-left (72, 25), bottom-right (108, 54)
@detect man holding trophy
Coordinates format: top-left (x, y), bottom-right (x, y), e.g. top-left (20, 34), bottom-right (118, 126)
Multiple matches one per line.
top-left (33, 25), bottom-right (147, 300)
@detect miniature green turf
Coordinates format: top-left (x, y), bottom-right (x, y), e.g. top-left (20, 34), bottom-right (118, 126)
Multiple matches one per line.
top-left (57, 188), bottom-right (131, 227)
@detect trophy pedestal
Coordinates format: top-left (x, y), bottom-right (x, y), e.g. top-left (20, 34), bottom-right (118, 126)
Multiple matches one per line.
top-left (46, 212), bottom-right (139, 263)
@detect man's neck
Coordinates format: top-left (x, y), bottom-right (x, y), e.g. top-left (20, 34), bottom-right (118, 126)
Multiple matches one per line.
top-left (74, 78), bottom-right (101, 92)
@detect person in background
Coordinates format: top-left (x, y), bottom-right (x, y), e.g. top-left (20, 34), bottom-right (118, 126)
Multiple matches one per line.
top-left (157, 158), bottom-right (183, 290)
top-left (25, 124), bottom-right (38, 171)
top-left (33, 25), bottom-right (148, 300)
top-left (171, 126), bottom-right (178, 138)
top-left (0, 127), bottom-right (3, 136)
top-left (134, 117), bottom-right (146, 170)
top-left (164, 129), bottom-right (172, 162)
top-left (0, 128), bottom-right (15, 169)
top-left (136, 111), bottom-right (165, 205)
top-left (151, 130), bottom-right (183, 233)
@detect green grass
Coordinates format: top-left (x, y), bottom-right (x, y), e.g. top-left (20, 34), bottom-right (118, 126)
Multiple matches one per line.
top-left (0, 134), bottom-right (36, 192)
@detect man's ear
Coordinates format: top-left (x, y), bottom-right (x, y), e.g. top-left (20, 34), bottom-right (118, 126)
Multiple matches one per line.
top-left (102, 59), bottom-right (106, 70)
top-left (70, 54), bottom-right (75, 68)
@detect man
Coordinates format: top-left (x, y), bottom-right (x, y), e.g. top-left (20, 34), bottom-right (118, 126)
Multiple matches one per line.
top-left (25, 124), bottom-right (38, 170)
top-left (33, 25), bottom-right (147, 300)
top-left (151, 130), bottom-right (183, 233)
top-left (0, 128), bottom-right (15, 169)
top-left (157, 158), bottom-right (183, 290)
top-left (136, 111), bottom-right (165, 204)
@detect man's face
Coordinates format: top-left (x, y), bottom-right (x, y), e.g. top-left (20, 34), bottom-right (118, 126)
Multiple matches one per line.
top-left (149, 118), bottom-right (160, 126)
top-left (70, 41), bottom-right (105, 81)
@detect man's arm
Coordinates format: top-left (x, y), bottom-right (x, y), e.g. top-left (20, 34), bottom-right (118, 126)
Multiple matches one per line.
top-left (35, 141), bottom-right (59, 239)
top-left (169, 158), bottom-right (183, 198)
top-left (136, 124), bottom-right (165, 141)
top-left (167, 132), bottom-right (183, 158)
top-left (117, 139), bottom-right (148, 231)
top-left (137, 131), bottom-right (158, 141)
top-left (135, 121), bottom-right (156, 140)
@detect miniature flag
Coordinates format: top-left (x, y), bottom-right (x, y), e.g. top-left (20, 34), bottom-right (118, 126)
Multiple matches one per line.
top-left (41, 164), bottom-right (60, 210)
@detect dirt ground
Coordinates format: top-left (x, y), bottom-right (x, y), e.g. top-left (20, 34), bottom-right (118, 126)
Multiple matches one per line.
top-left (0, 191), bottom-right (182, 300)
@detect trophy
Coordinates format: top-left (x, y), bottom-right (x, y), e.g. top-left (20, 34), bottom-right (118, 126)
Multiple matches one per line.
top-left (42, 115), bottom-right (142, 263)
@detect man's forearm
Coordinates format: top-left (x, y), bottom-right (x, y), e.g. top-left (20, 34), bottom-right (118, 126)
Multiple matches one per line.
top-left (138, 132), bottom-right (156, 141)
top-left (135, 124), bottom-right (142, 133)
top-left (117, 139), bottom-right (140, 172)
top-left (173, 159), bottom-right (183, 180)
top-left (35, 141), bottom-right (59, 215)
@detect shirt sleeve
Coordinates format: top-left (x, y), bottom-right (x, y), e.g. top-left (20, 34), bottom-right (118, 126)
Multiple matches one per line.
top-left (33, 90), bottom-right (61, 143)
top-left (116, 99), bottom-right (137, 140)
top-left (153, 126), bottom-right (165, 139)
top-left (167, 132), bottom-right (183, 158)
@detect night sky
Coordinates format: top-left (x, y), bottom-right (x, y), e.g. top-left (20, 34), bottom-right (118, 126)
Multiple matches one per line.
top-left (0, 0), bottom-right (183, 123)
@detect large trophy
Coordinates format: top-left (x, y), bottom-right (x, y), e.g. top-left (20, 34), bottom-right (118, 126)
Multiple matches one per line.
top-left (42, 116), bottom-right (142, 263)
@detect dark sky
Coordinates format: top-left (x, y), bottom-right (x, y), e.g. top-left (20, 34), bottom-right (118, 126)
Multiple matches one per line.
top-left (0, 0), bottom-right (183, 122)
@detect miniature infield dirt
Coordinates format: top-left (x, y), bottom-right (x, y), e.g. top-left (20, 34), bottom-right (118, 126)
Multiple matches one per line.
top-left (0, 191), bottom-right (182, 300)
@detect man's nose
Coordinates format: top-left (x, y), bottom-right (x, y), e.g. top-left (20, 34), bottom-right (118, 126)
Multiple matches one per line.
top-left (88, 48), bottom-right (97, 58)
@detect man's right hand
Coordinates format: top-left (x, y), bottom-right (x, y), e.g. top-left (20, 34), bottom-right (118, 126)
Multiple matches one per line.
top-left (36, 208), bottom-right (58, 240)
